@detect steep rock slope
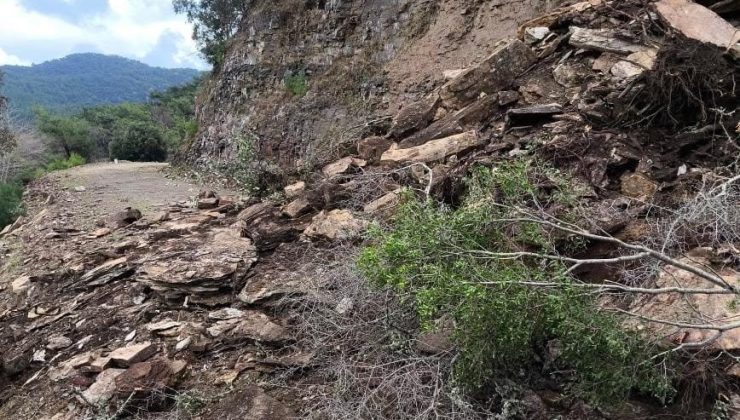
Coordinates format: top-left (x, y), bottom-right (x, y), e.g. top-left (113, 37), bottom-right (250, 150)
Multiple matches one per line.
top-left (183, 0), bottom-right (563, 171)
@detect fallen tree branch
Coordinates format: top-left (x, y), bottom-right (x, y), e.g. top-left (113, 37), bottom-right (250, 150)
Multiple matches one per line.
top-left (470, 280), bottom-right (734, 295)
top-left (492, 213), bottom-right (736, 293)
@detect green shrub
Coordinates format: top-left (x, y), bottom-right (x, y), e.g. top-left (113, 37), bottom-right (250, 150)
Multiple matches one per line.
top-left (285, 71), bottom-right (309, 97)
top-left (45, 153), bottom-right (86, 171)
top-left (358, 161), bottom-right (675, 406)
top-left (0, 182), bottom-right (23, 227)
top-left (109, 122), bottom-right (167, 162)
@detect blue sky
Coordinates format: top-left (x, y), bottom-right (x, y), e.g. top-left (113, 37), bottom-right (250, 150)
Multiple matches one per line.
top-left (0, 0), bottom-right (209, 69)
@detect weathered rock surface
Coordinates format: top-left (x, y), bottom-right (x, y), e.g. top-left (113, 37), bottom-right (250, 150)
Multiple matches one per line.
top-left (138, 228), bottom-right (258, 301)
top-left (357, 136), bottom-right (394, 163)
top-left (284, 181), bottom-right (306, 199)
top-left (655, 0), bottom-right (740, 51)
top-left (302, 210), bottom-right (367, 241)
top-left (382, 131), bottom-right (484, 163)
top-left (399, 94), bottom-right (500, 148)
top-left (388, 94), bottom-right (440, 139)
top-left (568, 27), bottom-right (644, 54)
top-left (439, 39), bottom-right (536, 109)
top-left (110, 208), bottom-right (142, 228)
top-left (82, 368), bottom-right (126, 405)
top-left (630, 249), bottom-right (740, 351)
top-left (108, 342), bottom-right (157, 367)
top-left (322, 157), bottom-right (367, 177)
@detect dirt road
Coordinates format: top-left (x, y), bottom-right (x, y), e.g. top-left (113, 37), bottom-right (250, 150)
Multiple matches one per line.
top-left (50, 162), bottom-right (225, 229)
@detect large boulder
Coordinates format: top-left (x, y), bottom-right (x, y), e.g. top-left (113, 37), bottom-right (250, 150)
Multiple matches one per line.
top-left (439, 39), bottom-right (535, 109)
top-left (387, 94), bottom-right (440, 139)
top-left (399, 94), bottom-right (500, 148)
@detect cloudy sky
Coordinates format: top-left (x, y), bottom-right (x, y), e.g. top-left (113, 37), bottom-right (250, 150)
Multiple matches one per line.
top-left (0, 0), bottom-right (209, 69)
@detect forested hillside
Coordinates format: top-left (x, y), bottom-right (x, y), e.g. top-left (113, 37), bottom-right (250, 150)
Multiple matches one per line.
top-left (1, 53), bottom-right (201, 119)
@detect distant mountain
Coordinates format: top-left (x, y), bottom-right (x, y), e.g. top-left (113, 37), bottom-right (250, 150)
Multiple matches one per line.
top-left (1, 53), bottom-right (202, 119)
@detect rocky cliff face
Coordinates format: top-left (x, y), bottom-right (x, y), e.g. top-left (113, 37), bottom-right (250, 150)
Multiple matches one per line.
top-left (184, 0), bottom-right (562, 172)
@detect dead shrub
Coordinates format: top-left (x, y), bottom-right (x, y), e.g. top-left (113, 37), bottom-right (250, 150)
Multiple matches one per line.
top-left (614, 39), bottom-right (737, 130)
top-left (265, 245), bottom-right (489, 419)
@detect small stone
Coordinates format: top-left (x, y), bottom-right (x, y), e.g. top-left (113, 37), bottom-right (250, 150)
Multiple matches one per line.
top-left (322, 157), bottom-right (367, 177)
top-left (416, 330), bottom-right (454, 355)
top-left (88, 356), bottom-right (112, 373)
top-left (114, 358), bottom-right (181, 395)
top-left (48, 351), bottom-right (95, 381)
top-left (363, 190), bottom-right (401, 214)
top-left (357, 136), bottom-right (393, 163)
top-left (335, 297), bottom-right (354, 315)
top-left (197, 197), bottom-right (219, 209)
top-left (208, 307), bottom-right (245, 320)
top-left (284, 181), bottom-right (306, 199)
top-left (198, 189), bottom-right (218, 199)
top-left (124, 330), bottom-right (137, 342)
top-left (498, 90), bottom-right (520, 106)
top-left (442, 69), bottom-right (467, 80)
top-left (32, 349), bottom-right (46, 363)
top-left (282, 198), bottom-right (311, 219)
top-left (108, 342), bottom-right (157, 367)
top-left (175, 337), bottom-right (192, 353)
top-left (11, 276), bottom-right (30, 294)
top-left (82, 368), bottom-right (126, 405)
top-left (151, 211), bottom-right (170, 223)
top-left (111, 208), bottom-right (142, 227)
top-left (620, 172), bottom-right (658, 200)
top-left (303, 210), bottom-right (368, 242)
top-left (524, 26), bottom-right (550, 44)
top-left (145, 319), bottom-right (182, 333)
top-left (91, 228), bottom-right (111, 238)
top-left (73, 186), bottom-right (86, 192)
top-left (46, 335), bottom-right (73, 351)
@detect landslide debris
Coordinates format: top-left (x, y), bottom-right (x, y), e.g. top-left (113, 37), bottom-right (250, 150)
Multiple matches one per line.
top-left (1, 0), bottom-right (739, 419)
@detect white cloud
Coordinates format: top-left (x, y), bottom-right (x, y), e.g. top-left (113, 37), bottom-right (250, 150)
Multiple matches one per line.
top-left (0, 47), bottom-right (30, 66)
top-left (0, 0), bottom-right (208, 69)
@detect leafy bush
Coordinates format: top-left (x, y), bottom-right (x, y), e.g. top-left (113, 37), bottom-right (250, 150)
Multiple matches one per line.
top-left (0, 182), bottom-right (23, 227)
top-left (358, 161), bottom-right (675, 406)
top-left (109, 122), bottom-right (167, 162)
top-left (45, 153), bottom-right (86, 171)
top-left (285, 71), bottom-right (309, 97)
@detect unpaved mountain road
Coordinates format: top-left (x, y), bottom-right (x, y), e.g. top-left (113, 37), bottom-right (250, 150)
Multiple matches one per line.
top-left (51, 162), bottom-right (228, 229)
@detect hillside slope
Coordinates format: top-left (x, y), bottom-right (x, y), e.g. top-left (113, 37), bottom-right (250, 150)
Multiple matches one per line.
top-left (1, 53), bottom-right (201, 118)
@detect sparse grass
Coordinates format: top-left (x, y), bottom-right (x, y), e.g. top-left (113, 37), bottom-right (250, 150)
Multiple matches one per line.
top-left (285, 71), bottom-right (309, 97)
top-left (45, 153), bottom-right (86, 172)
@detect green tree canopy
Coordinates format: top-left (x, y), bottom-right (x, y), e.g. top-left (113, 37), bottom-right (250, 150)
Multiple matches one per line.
top-left (173, 0), bottom-right (250, 66)
top-left (35, 108), bottom-right (94, 159)
top-left (109, 122), bottom-right (168, 162)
